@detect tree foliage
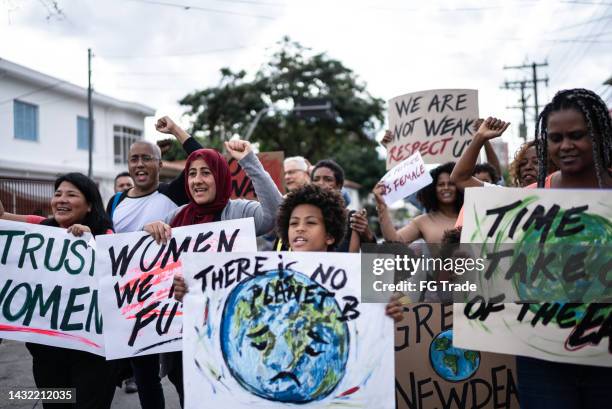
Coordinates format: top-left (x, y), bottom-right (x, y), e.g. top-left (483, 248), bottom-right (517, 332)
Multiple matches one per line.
top-left (174, 37), bottom-right (386, 192)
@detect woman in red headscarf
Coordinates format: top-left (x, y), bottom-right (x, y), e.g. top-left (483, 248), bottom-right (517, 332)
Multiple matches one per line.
top-left (143, 140), bottom-right (282, 406)
top-left (145, 140), bottom-right (282, 240)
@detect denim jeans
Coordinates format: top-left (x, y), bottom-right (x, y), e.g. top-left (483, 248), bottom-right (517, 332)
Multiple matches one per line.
top-left (517, 356), bottom-right (612, 409)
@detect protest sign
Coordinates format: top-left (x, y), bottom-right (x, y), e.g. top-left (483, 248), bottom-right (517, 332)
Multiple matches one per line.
top-left (454, 188), bottom-right (612, 366)
top-left (181, 252), bottom-right (395, 409)
top-left (96, 219), bottom-right (257, 359)
top-left (395, 303), bottom-right (519, 409)
top-left (379, 151), bottom-right (432, 205)
top-left (228, 151), bottom-right (284, 199)
top-left (387, 89), bottom-right (478, 168)
top-left (0, 220), bottom-right (104, 355)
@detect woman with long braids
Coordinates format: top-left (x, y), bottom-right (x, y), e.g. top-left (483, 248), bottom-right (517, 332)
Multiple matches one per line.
top-left (517, 88), bottom-right (612, 408)
top-left (533, 88), bottom-right (611, 189)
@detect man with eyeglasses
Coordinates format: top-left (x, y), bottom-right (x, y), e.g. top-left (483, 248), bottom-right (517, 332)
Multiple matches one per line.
top-left (283, 156), bottom-right (311, 192)
top-left (105, 116), bottom-right (202, 409)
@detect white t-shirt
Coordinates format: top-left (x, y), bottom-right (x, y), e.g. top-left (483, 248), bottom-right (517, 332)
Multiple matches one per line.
top-left (112, 191), bottom-right (177, 233)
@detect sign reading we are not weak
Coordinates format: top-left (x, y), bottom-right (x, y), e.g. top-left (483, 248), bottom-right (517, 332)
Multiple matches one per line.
top-left (387, 89), bottom-right (478, 169)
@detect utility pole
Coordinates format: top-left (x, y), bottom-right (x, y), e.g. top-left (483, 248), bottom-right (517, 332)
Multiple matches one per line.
top-left (87, 48), bottom-right (94, 178)
top-left (502, 80), bottom-right (531, 140)
top-left (503, 61), bottom-right (548, 129)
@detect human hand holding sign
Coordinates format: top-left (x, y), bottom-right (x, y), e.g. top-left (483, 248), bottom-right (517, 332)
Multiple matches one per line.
top-left (172, 274), bottom-right (188, 302)
top-left (373, 182), bottom-right (387, 210)
top-left (381, 130), bottom-right (393, 148)
top-left (144, 221), bottom-right (172, 245)
top-left (225, 140), bottom-right (252, 161)
top-left (66, 224), bottom-right (91, 237)
top-left (385, 294), bottom-right (404, 322)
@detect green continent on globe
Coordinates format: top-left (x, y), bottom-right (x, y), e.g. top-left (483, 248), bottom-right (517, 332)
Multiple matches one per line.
top-left (513, 211), bottom-right (612, 318)
top-left (464, 350), bottom-right (478, 367)
top-left (233, 274), bottom-right (344, 371)
top-left (221, 269), bottom-right (350, 404)
top-left (443, 354), bottom-right (459, 375)
top-left (283, 301), bottom-right (344, 368)
top-left (433, 337), bottom-right (450, 351)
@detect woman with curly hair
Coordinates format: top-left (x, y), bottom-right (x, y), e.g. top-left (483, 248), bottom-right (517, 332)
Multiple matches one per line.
top-left (374, 162), bottom-right (464, 244)
top-left (509, 140), bottom-right (538, 187)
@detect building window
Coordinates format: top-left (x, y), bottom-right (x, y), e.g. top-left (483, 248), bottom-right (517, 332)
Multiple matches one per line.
top-left (114, 125), bottom-right (143, 164)
top-left (77, 116), bottom-right (93, 150)
top-left (14, 100), bottom-right (39, 141)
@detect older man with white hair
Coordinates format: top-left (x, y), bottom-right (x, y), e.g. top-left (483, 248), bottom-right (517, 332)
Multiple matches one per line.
top-left (283, 156), bottom-right (311, 192)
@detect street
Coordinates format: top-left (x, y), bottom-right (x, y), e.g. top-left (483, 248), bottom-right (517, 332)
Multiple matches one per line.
top-left (0, 340), bottom-right (181, 409)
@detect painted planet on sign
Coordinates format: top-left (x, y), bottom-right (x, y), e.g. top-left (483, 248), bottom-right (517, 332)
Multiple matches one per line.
top-left (220, 269), bottom-right (349, 403)
top-left (429, 329), bottom-right (480, 382)
top-left (515, 212), bottom-right (612, 319)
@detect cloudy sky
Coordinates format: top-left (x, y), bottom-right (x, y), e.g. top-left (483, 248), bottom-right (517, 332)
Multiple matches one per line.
top-left (1, 0), bottom-right (611, 154)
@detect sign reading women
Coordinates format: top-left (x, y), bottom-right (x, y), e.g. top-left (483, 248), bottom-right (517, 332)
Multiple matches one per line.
top-left (0, 220), bottom-right (103, 355)
top-left (387, 89), bottom-right (479, 169)
top-left (95, 219), bottom-right (257, 359)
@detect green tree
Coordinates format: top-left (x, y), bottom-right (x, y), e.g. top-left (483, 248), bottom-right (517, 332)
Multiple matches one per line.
top-left (171, 37), bottom-right (386, 192)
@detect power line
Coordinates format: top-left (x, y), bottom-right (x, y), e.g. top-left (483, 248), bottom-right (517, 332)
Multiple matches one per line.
top-left (127, 0), bottom-right (277, 19)
top-left (554, 4), bottom-right (612, 84)
top-left (560, 1), bottom-right (612, 5)
top-left (547, 30), bottom-right (612, 41)
top-left (548, 13), bottom-right (612, 32)
top-left (551, 39), bottom-right (612, 43)
top-left (192, 0), bottom-right (285, 6)
top-left (503, 62), bottom-right (549, 131)
top-left (111, 71), bottom-right (206, 76)
top-left (100, 45), bottom-right (249, 59)
top-left (548, 5), bottom-right (606, 82)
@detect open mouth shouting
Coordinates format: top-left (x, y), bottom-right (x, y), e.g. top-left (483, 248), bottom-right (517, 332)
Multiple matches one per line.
top-left (134, 170), bottom-right (149, 183)
top-left (291, 236), bottom-right (308, 250)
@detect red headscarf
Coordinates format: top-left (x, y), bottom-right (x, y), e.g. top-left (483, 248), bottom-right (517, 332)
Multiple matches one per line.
top-left (170, 149), bottom-right (232, 227)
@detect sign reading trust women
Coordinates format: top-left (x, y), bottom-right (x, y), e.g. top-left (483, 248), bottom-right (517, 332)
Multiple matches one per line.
top-left (0, 220), bottom-right (104, 356)
top-left (96, 219), bottom-right (257, 360)
top-left (454, 187), bottom-right (612, 367)
top-left (386, 89), bottom-right (479, 169)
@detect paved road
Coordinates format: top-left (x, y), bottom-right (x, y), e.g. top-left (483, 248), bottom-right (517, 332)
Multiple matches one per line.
top-left (0, 340), bottom-right (181, 409)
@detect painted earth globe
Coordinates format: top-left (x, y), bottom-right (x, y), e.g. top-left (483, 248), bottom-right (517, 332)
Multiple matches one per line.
top-left (515, 212), bottom-right (612, 319)
top-left (429, 329), bottom-right (480, 382)
top-left (220, 269), bottom-right (349, 403)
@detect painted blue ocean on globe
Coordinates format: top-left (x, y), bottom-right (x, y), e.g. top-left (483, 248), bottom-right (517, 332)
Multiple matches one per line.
top-left (220, 269), bottom-right (349, 403)
top-left (429, 329), bottom-right (480, 382)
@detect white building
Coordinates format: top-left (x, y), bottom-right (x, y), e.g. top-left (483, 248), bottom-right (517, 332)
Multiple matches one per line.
top-left (0, 57), bottom-right (155, 209)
